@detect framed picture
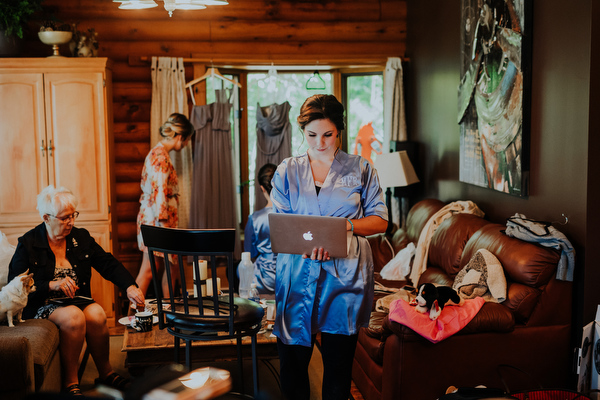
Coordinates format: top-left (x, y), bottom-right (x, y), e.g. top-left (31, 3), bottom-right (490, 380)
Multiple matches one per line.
top-left (458, 0), bottom-right (532, 196)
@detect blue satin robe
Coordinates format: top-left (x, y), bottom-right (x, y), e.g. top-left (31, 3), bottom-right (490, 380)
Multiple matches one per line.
top-left (271, 150), bottom-right (387, 347)
top-left (243, 206), bottom-right (276, 294)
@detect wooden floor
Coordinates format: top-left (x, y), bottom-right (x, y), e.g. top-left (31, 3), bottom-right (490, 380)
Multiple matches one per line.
top-left (81, 333), bottom-right (365, 400)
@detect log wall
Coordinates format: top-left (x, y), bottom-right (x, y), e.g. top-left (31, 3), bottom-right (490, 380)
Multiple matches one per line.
top-left (21, 0), bottom-right (407, 268)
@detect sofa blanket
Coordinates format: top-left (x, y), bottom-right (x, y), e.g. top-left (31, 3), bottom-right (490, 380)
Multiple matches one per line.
top-left (388, 297), bottom-right (485, 343)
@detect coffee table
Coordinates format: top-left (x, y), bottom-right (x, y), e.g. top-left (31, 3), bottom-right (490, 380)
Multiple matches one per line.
top-left (122, 320), bottom-right (279, 372)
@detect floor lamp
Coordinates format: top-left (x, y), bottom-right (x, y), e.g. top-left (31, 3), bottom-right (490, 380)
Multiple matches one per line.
top-left (374, 151), bottom-right (420, 234)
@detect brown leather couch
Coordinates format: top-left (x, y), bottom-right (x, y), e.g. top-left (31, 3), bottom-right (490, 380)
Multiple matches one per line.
top-left (353, 199), bottom-right (573, 400)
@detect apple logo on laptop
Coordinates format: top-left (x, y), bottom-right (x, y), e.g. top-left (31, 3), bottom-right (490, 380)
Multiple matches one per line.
top-left (303, 231), bottom-right (313, 241)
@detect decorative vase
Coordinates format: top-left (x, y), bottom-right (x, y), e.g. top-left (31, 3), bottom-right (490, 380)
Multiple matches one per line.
top-left (38, 31), bottom-right (73, 57)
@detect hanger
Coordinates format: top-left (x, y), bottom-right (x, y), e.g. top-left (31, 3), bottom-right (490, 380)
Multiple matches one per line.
top-left (185, 67), bottom-right (242, 89)
top-left (306, 70), bottom-right (326, 90)
top-left (185, 66), bottom-right (241, 106)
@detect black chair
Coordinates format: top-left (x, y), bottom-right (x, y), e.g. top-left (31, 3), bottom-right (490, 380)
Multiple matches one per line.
top-left (140, 224), bottom-right (264, 398)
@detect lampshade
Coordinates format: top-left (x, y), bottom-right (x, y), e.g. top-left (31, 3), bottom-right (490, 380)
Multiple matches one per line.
top-left (374, 151), bottom-right (419, 189)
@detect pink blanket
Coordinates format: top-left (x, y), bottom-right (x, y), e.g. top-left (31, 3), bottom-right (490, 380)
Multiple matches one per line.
top-left (388, 297), bottom-right (485, 343)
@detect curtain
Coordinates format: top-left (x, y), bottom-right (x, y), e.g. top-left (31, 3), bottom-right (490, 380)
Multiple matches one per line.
top-left (150, 57), bottom-right (192, 228)
top-left (383, 57), bottom-right (407, 150)
top-left (254, 101), bottom-right (292, 211)
top-left (383, 57), bottom-right (408, 229)
top-left (189, 90), bottom-right (241, 258)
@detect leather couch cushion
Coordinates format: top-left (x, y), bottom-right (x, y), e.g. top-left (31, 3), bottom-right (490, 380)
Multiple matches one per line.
top-left (428, 214), bottom-right (490, 277)
top-left (367, 234), bottom-right (395, 273)
top-left (417, 267), bottom-right (454, 287)
top-left (462, 224), bottom-right (560, 288)
top-left (461, 223), bottom-right (559, 323)
top-left (404, 199), bottom-right (445, 243)
top-left (461, 302), bottom-right (515, 333)
top-left (503, 283), bottom-right (541, 324)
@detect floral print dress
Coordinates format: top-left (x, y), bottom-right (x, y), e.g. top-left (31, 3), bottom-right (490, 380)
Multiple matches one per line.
top-left (35, 267), bottom-right (79, 319)
top-left (137, 142), bottom-right (179, 251)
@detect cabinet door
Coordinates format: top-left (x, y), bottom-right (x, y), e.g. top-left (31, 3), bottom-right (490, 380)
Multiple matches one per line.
top-left (44, 72), bottom-right (110, 223)
top-left (0, 73), bottom-right (49, 225)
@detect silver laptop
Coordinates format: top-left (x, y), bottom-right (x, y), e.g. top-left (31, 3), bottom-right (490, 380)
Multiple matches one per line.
top-left (268, 213), bottom-right (352, 258)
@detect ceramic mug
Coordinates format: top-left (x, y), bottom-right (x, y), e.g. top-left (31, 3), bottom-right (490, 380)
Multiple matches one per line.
top-left (131, 311), bottom-right (153, 332)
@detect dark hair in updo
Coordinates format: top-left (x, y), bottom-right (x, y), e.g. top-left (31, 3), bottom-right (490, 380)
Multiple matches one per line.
top-left (159, 113), bottom-right (194, 140)
top-left (297, 94), bottom-right (345, 134)
top-left (257, 163), bottom-right (277, 194)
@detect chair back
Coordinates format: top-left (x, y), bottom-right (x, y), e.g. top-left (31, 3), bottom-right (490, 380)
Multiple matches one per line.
top-left (140, 224), bottom-right (237, 336)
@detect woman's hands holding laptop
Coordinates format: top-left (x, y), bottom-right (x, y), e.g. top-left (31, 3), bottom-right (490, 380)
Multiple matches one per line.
top-left (303, 247), bottom-right (331, 261)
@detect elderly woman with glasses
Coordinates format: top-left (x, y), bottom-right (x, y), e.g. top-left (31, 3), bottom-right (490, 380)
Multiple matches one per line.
top-left (8, 185), bottom-right (145, 396)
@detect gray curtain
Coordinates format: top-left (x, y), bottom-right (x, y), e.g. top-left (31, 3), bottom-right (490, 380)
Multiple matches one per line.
top-left (189, 90), bottom-right (241, 258)
top-left (254, 101), bottom-right (292, 211)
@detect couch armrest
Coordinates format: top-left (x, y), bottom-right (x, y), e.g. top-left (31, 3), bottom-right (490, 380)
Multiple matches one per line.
top-left (461, 302), bottom-right (515, 334)
top-left (0, 335), bottom-right (35, 395)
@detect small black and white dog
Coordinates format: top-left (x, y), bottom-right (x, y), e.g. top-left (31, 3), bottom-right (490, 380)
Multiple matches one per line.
top-left (413, 283), bottom-right (463, 320)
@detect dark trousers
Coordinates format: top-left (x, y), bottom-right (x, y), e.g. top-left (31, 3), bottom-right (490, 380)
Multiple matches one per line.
top-left (277, 332), bottom-right (359, 400)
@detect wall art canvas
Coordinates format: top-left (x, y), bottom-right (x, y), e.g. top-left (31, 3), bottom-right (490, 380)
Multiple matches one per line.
top-left (458, 0), bottom-right (531, 196)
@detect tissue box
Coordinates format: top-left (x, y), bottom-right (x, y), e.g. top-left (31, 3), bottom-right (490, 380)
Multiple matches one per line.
top-left (577, 305), bottom-right (600, 399)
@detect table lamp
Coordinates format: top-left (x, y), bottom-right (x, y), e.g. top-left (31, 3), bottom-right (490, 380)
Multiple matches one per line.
top-left (374, 150), bottom-right (420, 233)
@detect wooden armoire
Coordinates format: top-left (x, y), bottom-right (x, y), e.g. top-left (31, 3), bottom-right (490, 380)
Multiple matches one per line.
top-left (0, 58), bottom-right (119, 327)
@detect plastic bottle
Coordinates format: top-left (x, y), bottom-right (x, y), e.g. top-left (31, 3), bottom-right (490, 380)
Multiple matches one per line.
top-left (238, 252), bottom-right (254, 299)
top-left (249, 283), bottom-right (260, 304)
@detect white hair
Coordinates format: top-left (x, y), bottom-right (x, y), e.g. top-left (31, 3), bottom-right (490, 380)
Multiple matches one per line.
top-left (37, 185), bottom-right (78, 219)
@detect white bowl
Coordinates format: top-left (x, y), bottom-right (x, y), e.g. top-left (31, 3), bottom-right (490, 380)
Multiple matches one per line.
top-left (38, 31), bottom-right (72, 46)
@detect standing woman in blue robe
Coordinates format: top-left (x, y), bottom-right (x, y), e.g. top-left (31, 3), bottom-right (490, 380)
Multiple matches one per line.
top-left (243, 163), bottom-right (277, 294)
top-left (271, 94), bottom-right (388, 400)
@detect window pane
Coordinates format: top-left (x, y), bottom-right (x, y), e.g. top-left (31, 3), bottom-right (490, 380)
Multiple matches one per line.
top-left (247, 71), bottom-right (333, 212)
top-left (345, 74), bottom-right (384, 165)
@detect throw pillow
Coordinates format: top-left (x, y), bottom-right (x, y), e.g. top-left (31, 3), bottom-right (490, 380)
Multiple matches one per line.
top-left (0, 232), bottom-right (16, 291)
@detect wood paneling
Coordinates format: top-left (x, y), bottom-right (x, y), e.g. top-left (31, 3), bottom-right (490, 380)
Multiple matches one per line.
top-left (23, 0), bottom-right (407, 267)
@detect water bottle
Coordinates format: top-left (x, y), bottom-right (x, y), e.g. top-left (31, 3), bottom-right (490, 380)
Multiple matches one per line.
top-left (249, 283), bottom-right (260, 304)
top-left (238, 252), bottom-right (254, 299)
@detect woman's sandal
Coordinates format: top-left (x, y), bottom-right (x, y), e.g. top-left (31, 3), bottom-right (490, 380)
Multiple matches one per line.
top-left (65, 383), bottom-right (83, 396)
top-left (95, 372), bottom-right (131, 391)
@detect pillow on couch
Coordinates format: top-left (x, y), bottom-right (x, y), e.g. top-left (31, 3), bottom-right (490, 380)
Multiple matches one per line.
top-left (0, 232), bottom-right (16, 291)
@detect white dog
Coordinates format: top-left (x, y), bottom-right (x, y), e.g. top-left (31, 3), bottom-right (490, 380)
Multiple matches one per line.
top-left (0, 269), bottom-right (36, 327)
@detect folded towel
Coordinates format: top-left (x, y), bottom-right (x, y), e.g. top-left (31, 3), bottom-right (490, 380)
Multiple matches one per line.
top-left (453, 249), bottom-right (507, 303)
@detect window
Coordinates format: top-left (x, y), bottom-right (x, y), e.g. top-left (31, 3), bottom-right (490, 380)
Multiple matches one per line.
top-left (192, 66), bottom-right (384, 232)
top-left (246, 71), bottom-right (333, 212)
top-left (342, 72), bottom-right (384, 164)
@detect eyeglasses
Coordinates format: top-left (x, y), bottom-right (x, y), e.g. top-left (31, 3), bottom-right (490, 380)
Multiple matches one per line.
top-left (48, 211), bottom-right (79, 223)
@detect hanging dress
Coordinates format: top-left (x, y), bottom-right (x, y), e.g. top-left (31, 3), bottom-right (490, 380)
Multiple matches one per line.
top-left (254, 102), bottom-right (292, 211)
top-left (189, 90), bottom-right (241, 257)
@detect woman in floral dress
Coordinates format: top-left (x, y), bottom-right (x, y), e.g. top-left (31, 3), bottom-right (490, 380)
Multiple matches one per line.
top-left (135, 113), bottom-right (194, 299)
